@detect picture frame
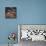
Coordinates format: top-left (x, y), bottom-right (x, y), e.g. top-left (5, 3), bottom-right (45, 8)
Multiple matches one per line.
top-left (5, 7), bottom-right (16, 19)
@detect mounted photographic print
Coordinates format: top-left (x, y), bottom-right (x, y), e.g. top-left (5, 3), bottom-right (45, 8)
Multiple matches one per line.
top-left (5, 7), bottom-right (16, 18)
top-left (18, 24), bottom-right (46, 41)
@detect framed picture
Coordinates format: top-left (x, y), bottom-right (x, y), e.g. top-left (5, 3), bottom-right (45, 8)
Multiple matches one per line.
top-left (5, 7), bottom-right (16, 19)
top-left (18, 24), bottom-right (46, 46)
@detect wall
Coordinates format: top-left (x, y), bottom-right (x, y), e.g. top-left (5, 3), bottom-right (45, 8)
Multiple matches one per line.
top-left (0, 0), bottom-right (46, 44)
